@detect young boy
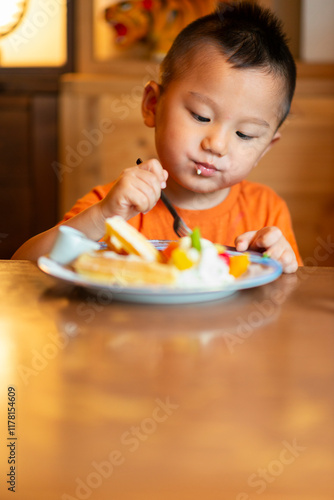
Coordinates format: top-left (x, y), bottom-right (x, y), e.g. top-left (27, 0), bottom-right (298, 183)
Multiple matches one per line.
top-left (12, 1), bottom-right (302, 272)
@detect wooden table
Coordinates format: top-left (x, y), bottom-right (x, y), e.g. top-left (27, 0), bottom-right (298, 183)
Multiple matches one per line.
top-left (0, 261), bottom-right (333, 500)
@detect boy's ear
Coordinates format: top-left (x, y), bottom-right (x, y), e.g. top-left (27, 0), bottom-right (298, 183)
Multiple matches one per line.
top-left (256, 131), bottom-right (281, 165)
top-left (142, 81), bottom-right (161, 128)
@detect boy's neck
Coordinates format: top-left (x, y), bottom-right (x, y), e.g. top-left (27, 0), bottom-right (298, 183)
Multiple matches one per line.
top-left (164, 179), bottom-right (230, 210)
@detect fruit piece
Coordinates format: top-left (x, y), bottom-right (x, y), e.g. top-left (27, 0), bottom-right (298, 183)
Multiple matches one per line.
top-left (229, 254), bottom-right (250, 278)
top-left (219, 252), bottom-right (230, 266)
top-left (215, 244), bottom-right (226, 254)
top-left (171, 248), bottom-right (195, 270)
top-left (161, 241), bottom-right (179, 262)
top-left (190, 227), bottom-right (201, 251)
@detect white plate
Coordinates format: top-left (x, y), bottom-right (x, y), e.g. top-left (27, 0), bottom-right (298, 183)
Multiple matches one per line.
top-left (37, 243), bottom-right (282, 304)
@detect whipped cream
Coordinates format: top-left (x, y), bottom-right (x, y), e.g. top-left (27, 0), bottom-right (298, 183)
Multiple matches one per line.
top-left (176, 238), bottom-right (234, 288)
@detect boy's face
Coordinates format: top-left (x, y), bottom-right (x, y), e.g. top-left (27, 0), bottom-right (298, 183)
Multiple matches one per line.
top-left (142, 46), bottom-right (284, 207)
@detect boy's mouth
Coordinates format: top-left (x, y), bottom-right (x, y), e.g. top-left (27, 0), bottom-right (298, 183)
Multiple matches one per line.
top-left (194, 162), bottom-right (218, 177)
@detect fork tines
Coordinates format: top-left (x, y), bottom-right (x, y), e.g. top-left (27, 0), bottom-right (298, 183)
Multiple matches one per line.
top-left (174, 218), bottom-right (191, 238)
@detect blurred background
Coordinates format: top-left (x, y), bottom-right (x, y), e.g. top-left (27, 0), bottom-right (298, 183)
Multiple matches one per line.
top-left (0, 0), bottom-right (333, 264)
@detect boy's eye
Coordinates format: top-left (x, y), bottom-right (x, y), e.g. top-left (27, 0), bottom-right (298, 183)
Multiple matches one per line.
top-left (236, 131), bottom-right (253, 140)
top-left (191, 112), bottom-right (210, 123)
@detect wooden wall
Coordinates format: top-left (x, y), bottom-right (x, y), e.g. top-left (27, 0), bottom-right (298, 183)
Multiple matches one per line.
top-left (247, 65), bottom-right (334, 266)
top-left (0, 92), bottom-right (58, 259)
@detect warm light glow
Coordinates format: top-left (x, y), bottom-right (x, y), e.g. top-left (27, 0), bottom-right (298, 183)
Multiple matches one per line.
top-left (0, 0), bottom-right (67, 67)
top-left (0, 322), bottom-right (15, 379)
top-left (0, 1), bottom-right (28, 38)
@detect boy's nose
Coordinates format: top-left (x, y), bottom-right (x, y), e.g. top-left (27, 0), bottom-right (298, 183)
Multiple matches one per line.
top-left (201, 130), bottom-right (228, 157)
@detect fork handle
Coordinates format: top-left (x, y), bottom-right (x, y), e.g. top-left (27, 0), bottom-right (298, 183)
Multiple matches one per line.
top-left (136, 158), bottom-right (179, 220)
top-left (160, 191), bottom-right (180, 219)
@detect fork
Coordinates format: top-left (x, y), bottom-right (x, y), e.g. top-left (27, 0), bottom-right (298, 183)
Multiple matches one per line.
top-left (136, 158), bottom-right (191, 238)
top-left (160, 190), bottom-right (192, 238)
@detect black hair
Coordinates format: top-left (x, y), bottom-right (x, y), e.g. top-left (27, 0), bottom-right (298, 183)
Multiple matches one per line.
top-left (160, 1), bottom-right (296, 127)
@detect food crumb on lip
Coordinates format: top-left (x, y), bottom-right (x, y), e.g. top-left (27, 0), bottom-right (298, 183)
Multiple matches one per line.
top-left (194, 163), bottom-right (218, 178)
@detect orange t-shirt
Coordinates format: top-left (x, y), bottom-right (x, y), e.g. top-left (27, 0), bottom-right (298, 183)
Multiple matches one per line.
top-left (61, 180), bottom-right (303, 265)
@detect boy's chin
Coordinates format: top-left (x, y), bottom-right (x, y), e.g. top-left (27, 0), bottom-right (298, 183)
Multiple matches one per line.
top-left (189, 178), bottom-right (230, 194)
top-left (167, 174), bottom-right (229, 196)
top-left (180, 182), bottom-right (231, 209)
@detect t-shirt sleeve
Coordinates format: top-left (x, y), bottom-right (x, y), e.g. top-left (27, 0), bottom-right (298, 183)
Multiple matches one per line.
top-left (257, 186), bottom-right (303, 265)
top-left (238, 181), bottom-right (303, 265)
top-left (273, 200), bottom-right (303, 265)
top-left (59, 184), bottom-right (113, 224)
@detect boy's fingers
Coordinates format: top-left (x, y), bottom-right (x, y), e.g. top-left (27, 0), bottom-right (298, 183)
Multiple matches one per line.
top-left (284, 259), bottom-right (299, 274)
top-left (161, 169), bottom-right (169, 187)
top-left (253, 227), bottom-right (282, 248)
top-left (235, 227), bottom-right (284, 253)
top-left (235, 227), bottom-right (298, 274)
top-left (136, 159), bottom-right (168, 188)
top-left (236, 227), bottom-right (282, 251)
top-left (136, 158), bottom-right (160, 173)
top-left (235, 231), bottom-right (257, 251)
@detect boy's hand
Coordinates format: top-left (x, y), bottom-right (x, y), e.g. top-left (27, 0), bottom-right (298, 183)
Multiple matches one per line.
top-left (100, 159), bottom-right (168, 221)
top-left (235, 227), bottom-right (298, 273)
